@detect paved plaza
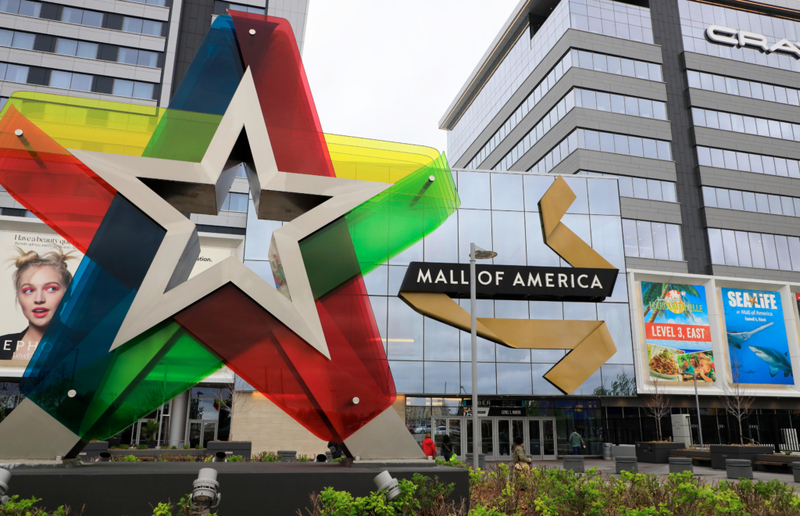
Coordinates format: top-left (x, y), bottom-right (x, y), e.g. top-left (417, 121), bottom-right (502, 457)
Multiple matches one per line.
top-left (485, 458), bottom-right (800, 484)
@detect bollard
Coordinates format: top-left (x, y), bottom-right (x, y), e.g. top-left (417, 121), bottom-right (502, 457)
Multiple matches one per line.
top-left (668, 457), bottom-right (693, 474)
top-left (615, 456), bottom-right (637, 474)
top-left (563, 456), bottom-right (585, 473)
top-left (726, 459), bottom-right (753, 479)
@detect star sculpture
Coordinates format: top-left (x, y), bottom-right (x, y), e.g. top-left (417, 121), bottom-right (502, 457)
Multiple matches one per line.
top-left (0, 12), bottom-right (458, 460)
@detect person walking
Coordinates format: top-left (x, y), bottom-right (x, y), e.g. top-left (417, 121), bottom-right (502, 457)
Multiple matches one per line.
top-left (569, 429), bottom-right (586, 455)
top-left (421, 432), bottom-right (437, 458)
top-left (441, 435), bottom-right (455, 460)
top-left (512, 436), bottom-right (531, 471)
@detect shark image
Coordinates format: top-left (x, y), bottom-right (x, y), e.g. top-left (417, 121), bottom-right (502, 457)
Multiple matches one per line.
top-left (749, 345), bottom-right (793, 378)
top-left (727, 322), bottom-right (774, 349)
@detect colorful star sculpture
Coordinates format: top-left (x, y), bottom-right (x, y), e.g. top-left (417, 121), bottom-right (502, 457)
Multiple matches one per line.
top-left (0, 12), bottom-right (459, 459)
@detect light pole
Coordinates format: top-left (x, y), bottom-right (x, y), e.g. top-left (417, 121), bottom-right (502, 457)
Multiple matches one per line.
top-left (692, 369), bottom-right (705, 451)
top-left (470, 242), bottom-right (496, 470)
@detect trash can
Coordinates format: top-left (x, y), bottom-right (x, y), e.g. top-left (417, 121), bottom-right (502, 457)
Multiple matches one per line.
top-left (615, 456), bottom-right (637, 474)
top-left (726, 459), bottom-right (753, 479)
top-left (793, 462), bottom-right (800, 483)
top-left (668, 457), bottom-right (693, 474)
top-left (278, 450), bottom-right (297, 463)
top-left (603, 443), bottom-right (613, 461)
top-left (563, 456), bottom-right (584, 473)
top-left (465, 454), bottom-right (486, 470)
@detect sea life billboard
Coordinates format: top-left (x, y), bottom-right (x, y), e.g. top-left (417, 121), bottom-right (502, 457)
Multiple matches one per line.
top-left (722, 288), bottom-right (793, 385)
top-left (640, 282), bottom-right (714, 383)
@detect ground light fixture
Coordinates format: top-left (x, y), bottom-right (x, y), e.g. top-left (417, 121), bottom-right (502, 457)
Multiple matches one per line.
top-left (191, 468), bottom-right (221, 513)
top-left (0, 469), bottom-right (9, 505)
top-left (373, 471), bottom-right (401, 501)
top-left (212, 451), bottom-right (227, 462)
top-left (469, 243), bottom-right (497, 471)
top-left (97, 452), bottom-right (111, 462)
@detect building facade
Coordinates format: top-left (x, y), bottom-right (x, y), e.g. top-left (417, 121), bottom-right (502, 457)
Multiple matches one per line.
top-left (425, 0), bottom-right (800, 460)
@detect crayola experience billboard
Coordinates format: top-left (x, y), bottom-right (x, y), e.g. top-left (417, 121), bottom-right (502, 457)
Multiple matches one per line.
top-left (640, 282), bottom-right (714, 383)
top-left (722, 288), bottom-right (793, 385)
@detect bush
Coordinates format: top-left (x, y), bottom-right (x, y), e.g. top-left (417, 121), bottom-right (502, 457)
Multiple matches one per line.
top-left (0, 496), bottom-right (71, 515)
top-left (136, 444), bottom-right (149, 450)
top-left (297, 454), bottom-right (312, 463)
top-left (252, 451), bottom-right (279, 462)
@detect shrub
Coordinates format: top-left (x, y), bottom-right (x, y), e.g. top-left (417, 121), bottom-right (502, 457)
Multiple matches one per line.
top-left (252, 451), bottom-right (279, 462)
top-left (136, 444), bottom-right (149, 450)
top-left (0, 496), bottom-right (72, 515)
top-left (297, 454), bottom-right (312, 463)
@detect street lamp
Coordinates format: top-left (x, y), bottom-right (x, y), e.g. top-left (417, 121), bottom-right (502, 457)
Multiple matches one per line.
top-left (470, 242), bottom-right (496, 471)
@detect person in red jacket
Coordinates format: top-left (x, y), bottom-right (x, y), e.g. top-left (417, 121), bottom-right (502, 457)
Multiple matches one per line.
top-left (421, 432), bottom-right (436, 458)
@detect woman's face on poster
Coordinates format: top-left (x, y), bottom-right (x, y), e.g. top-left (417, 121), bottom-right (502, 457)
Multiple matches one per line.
top-left (17, 265), bottom-right (65, 329)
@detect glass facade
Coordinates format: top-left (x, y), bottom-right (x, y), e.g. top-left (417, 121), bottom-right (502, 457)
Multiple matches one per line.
top-left (370, 171), bottom-right (633, 396)
top-left (703, 186), bottom-right (800, 218)
top-left (708, 228), bottom-right (800, 272)
top-left (448, 0), bottom-right (654, 165)
top-left (697, 146), bottom-right (800, 179)
top-left (693, 107), bottom-right (800, 143)
top-left (622, 220), bottom-right (683, 261)
top-left (679, 0), bottom-right (800, 73)
top-left (688, 70), bottom-right (800, 107)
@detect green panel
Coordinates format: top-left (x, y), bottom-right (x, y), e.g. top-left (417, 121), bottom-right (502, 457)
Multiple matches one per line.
top-left (299, 217), bottom-right (361, 300)
top-left (142, 109), bottom-right (223, 162)
top-left (83, 322), bottom-right (223, 440)
top-left (346, 153), bottom-right (459, 275)
top-left (297, 153), bottom-right (459, 300)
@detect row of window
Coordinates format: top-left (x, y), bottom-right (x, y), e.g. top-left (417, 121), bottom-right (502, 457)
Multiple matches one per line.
top-left (692, 107), bottom-right (800, 144)
top-left (0, 29), bottom-right (159, 68)
top-left (128, 0), bottom-right (168, 7)
top-left (569, 0), bottom-right (654, 45)
top-left (0, 61), bottom-right (156, 99)
top-left (221, 192), bottom-right (247, 213)
top-left (687, 70), bottom-right (800, 108)
top-left (703, 186), bottom-right (800, 219)
top-left (466, 48), bottom-right (663, 170)
top-left (528, 128), bottom-right (672, 176)
top-left (622, 219), bottom-right (683, 261)
top-left (493, 87), bottom-right (667, 172)
top-left (579, 171), bottom-right (677, 203)
top-left (696, 146), bottom-right (800, 179)
top-left (0, 0), bottom-right (164, 37)
top-left (708, 228), bottom-right (800, 272)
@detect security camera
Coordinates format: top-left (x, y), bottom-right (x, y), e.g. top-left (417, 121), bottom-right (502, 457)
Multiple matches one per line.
top-left (0, 468), bottom-right (10, 506)
top-left (191, 468), bottom-right (221, 513)
top-left (373, 470), bottom-right (401, 501)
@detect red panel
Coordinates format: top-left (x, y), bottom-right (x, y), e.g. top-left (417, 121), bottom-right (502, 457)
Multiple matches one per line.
top-left (0, 106), bottom-right (117, 253)
top-left (174, 277), bottom-right (394, 441)
top-left (229, 12), bottom-right (335, 178)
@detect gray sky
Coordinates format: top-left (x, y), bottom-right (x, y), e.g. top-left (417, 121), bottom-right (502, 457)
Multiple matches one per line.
top-left (302, 0), bottom-right (519, 155)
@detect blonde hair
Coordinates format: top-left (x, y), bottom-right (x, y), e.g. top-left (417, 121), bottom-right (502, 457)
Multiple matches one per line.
top-left (11, 247), bottom-right (75, 294)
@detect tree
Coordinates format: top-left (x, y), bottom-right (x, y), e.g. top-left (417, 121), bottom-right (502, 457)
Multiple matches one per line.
top-left (593, 372), bottom-right (637, 396)
top-left (643, 378), bottom-right (670, 441)
top-left (724, 353), bottom-right (754, 445)
top-left (213, 372), bottom-right (252, 442)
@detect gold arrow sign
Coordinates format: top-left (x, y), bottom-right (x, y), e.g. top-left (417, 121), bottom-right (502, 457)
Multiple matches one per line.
top-left (400, 176), bottom-right (619, 395)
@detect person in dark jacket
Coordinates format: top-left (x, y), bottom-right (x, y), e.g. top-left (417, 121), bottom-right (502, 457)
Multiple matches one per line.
top-left (441, 435), bottom-right (455, 460)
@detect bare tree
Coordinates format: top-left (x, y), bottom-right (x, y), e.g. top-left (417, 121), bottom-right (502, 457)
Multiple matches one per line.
top-left (643, 378), bottom-right (670, 441)
top-left (724, 354), bottom-right (754, 445)
top-left (214, 372), bottom-right (253, 442)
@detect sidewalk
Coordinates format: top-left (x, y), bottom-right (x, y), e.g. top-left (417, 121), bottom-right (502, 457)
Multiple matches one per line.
top-left (486, 458), bottom-right (799, 484)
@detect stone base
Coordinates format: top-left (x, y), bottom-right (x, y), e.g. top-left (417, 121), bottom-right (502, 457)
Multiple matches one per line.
top-left (9, 462), bottom-right (469, 516)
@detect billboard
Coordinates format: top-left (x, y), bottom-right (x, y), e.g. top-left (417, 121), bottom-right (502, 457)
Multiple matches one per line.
top-left (722, 288), bottom-right (793, 385)
top-left (640, 282), bottom-right (715, 383)
top-left (0, 229), bottom-right (84, 361)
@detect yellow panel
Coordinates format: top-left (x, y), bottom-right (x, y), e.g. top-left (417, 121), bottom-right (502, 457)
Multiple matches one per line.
top-left (325, 133), bottom-right (442, 184)
top-left (2, 92), bottom-right (164, 157)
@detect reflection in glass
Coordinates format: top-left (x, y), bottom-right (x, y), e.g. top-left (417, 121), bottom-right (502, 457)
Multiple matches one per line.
top-left (387, 297), bottom-right (423, 359)
top-left (424, 362), bottom-right (460, 394)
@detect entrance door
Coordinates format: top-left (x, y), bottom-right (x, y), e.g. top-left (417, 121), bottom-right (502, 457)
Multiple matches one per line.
top-left (466, 418), bottom-right (494, 457)
top-left (497, 419), bottom-right (524, 458)
top-left (529, 419), bottom-right (542, 459)
top-left (187, 420), bottom-right (217, 448)
top-left (433, 418), bottom-right (462, 459)
top-left (527, 418), bottom-right (557, 460)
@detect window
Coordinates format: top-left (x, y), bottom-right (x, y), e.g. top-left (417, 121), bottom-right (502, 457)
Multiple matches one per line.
top-left (4, 64), bottom-right (28, 83)
top-left (709, 229), bottom-right (800, 272)
top-left (11, 32), bottom-right (33, 50)
top-left (622, 220), bottom-right (683, 261)
top-left (696, 146), bottom-right (800, 179)
top-left (137, 50), bottom-right (158, 68)
top-left (76, 41), bottom-right (98, 59)
top-left (54, 38), bottom-right (78, 56)
top-left (118, 48), bottom-right (138, 65)
top-left (222, 193), bottom-right (248, 212)
top-left (112, 79), bottom-right (134, 97)
top-left (61, 7), bottom-right (84, 24)
top-left (49, 70), bottom-right (72, 89)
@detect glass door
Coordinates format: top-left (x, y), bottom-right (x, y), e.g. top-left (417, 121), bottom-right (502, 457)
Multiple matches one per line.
top-left (434, 418), bottom-right (462, 459)
top-left (542, 418), bottom-right (557, 460)
top-left (186, 420), bottom-right (217, 448)
top-left (529, 419), bottom-right (542, 459)
top-left (498, 419), bottom-right (525, 458)
top-left (466, 418), bottom-right (495, 458)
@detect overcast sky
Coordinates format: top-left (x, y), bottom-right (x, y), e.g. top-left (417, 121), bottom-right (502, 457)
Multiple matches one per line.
top-left (302, 0), bottom-right (520, 155)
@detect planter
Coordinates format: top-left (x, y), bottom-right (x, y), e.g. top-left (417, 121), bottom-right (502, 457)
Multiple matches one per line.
top-left (611, 444), bottom-right (636, 458)
top-left (635, 442), bottom-right (684, 464)
top-left (668, 457), bottom-right (693, 474)
top-left (793, 462), bottom-right (800, 482)
top-left (207, 441), bottom-right (252, 462)
top-left (726, 459), bottom-right (753, 479)
top-left (278, 450), bottom-right (297, 463)
top-left (107, 449), bottom-right (206, 460)
top-left (563, 456), bottom-right (584, 473)
top-left (710, 445), bottom-right (773, 470)
top-left (615, 456), bottom-right (637, 474)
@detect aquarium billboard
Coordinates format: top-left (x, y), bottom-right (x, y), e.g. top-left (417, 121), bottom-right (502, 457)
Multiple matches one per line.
top-left (722, 288), bottom-right (794, 385)
top-left (640, 282), bottom-right (714, 383)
